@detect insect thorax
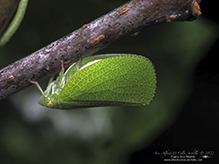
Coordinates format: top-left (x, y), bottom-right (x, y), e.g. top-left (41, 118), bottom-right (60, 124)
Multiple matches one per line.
top-left (38, 75), bottom-right (70, 108)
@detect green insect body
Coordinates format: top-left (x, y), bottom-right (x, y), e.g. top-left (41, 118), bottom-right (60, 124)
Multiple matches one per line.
top-left (32, 54), bottom-right (156, 109)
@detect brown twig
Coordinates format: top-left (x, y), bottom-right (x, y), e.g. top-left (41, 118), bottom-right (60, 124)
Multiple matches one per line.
top-left (0, 0), bottom-right (201, 100)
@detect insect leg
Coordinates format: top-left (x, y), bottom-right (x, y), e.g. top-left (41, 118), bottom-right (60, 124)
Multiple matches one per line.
top-left (29, 80), bottom-right (46, 99)
top-left (75, 58), bottom-right (81, 72)
top-left (48, 75), bottom-right (54, 85)
top-left (58, 60), bottom-right (65, 88)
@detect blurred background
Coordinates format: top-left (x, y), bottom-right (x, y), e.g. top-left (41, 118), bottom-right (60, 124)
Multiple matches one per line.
top-left (0, 0), bottom-right (218, 163)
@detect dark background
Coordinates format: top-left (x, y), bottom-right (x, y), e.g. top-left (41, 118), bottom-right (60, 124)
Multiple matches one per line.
top-left (130, 1), bottom-right (219, 163)
top-left (0, 0), bottom-right (218, 163)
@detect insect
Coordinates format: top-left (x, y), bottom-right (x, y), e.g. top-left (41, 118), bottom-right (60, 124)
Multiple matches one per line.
top-left (30, 54), bottom-right (156, 109)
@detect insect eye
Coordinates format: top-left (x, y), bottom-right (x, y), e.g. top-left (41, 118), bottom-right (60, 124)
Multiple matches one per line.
top-left (47, 102), bottom-right (53, 108)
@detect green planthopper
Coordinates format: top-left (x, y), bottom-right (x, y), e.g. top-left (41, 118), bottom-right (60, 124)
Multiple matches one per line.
top-left (30, 54), bottom-right (156, 109)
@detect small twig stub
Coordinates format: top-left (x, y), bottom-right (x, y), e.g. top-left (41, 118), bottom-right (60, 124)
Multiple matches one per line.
top-left (89, 35), bottom-right (106, 46)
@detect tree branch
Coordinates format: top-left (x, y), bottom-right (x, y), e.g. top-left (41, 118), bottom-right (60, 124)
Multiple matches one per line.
top-left (0, 0), bottom-right (201, 101)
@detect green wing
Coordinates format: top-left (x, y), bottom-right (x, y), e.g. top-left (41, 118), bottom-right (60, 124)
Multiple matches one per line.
top-left (58, 54), bottom-right (156, 108)
top-left (64, 54), bottom-right (133, 77)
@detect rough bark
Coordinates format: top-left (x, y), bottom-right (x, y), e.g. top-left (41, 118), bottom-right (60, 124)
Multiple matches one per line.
top-left (0, 0), bottom-right (201, 100)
